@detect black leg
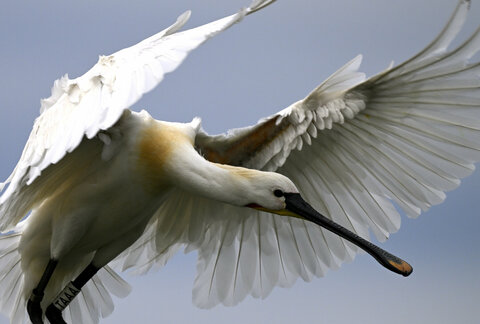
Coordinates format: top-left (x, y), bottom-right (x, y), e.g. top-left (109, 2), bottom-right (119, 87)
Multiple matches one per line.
top-left (27, 259), bottom-right (59, 324)
top-left (45, 263), bottom-right (100, 324)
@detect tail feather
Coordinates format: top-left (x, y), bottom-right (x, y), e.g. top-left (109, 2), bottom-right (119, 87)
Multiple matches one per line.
top-left (64, 266), bottom-right (131, 324)
top-left (0, 233), bottom-right (25, 324)
top-left (82, 266), bottom-right (132, 323)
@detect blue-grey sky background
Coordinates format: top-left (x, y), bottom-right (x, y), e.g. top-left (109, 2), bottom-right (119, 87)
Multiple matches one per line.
top-left (1, 1), bottom-right (479, 323)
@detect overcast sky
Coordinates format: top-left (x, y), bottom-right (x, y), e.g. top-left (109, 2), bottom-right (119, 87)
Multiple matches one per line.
top-left (1, 1), bottom-right (479, 323)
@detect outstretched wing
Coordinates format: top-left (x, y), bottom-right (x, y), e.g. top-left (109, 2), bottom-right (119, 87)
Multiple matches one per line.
top-left (0, 0), bottom-right (276, 232)
top-left (197, 0), bottom-right (480, 233)
top-left (115, 0), bottom-right (480, 309)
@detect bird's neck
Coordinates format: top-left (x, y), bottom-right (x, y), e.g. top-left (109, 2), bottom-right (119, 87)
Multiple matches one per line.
top-left (136, 120), bottom-right (258, 206)
top-left (168, 146), bottom-right (258, 206)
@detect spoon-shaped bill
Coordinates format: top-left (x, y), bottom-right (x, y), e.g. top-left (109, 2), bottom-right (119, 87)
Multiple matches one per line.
top-left (283, 193), bottom-right (413, 277)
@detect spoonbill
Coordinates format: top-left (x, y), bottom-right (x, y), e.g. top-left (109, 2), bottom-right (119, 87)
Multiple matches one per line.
top-left (1, 0), bottom-right (480, 323)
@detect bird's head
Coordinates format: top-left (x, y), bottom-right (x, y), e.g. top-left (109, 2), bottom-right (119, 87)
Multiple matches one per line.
top-left (243, 172), bottom-right (299, 212)
top-left (242, 172), bottom-right (322, 223)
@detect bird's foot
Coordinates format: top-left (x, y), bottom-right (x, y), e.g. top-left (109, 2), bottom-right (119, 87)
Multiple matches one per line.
top-left (27, 290), bottom-right (44, 324)
top-left (45, 304), bottom-right (67, 324)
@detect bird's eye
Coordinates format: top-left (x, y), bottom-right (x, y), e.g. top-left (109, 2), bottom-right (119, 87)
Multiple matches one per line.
top-left (273, 189), bottom-right (284, 197)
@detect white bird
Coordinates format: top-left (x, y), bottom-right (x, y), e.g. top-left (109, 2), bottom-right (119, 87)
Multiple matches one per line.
top-left (0, 0), bottom-right (479, 323)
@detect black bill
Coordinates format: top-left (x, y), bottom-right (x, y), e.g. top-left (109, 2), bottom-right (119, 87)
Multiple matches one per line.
top-left (284, 193), bottom-right (413, 277)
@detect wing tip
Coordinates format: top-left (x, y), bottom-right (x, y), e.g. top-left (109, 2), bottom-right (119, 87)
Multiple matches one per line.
top-left (462, 0), bottom-right (471, 10)
top-left (246, 0), bottom-right (277, 15)
top-left (163, 10), bottom-right (192, 37)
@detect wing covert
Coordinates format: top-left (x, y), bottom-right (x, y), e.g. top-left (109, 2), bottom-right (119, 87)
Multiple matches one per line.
top-left (196, 55), bottom-right (367, 172)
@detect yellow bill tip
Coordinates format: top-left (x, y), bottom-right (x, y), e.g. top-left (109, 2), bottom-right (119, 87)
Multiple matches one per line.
top-left (389, 260), bottom-right (413, 277)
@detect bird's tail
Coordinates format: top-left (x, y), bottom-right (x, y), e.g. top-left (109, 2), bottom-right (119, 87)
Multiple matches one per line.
top-left (0, 232), bottom-right (25, 323)
top-left (62, 266), bottom-right (132, 324)
top-left (0, 229), bottom-right (132, 324)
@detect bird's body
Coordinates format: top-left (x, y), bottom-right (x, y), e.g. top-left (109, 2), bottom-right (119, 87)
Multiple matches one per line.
top-left (1, 0), bottom-right (480, 323)
top-left (15, 111), bottom-right (154, 313)
top-left (14, 112), bottom-right (176, 304)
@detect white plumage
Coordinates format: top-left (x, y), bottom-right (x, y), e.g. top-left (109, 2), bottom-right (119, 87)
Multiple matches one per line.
top-left (0, 0), bottom-right (479, 323)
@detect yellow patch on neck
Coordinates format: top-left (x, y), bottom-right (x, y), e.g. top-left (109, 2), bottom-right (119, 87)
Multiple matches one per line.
top-left (137, 122), bottom-right (192, 192)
